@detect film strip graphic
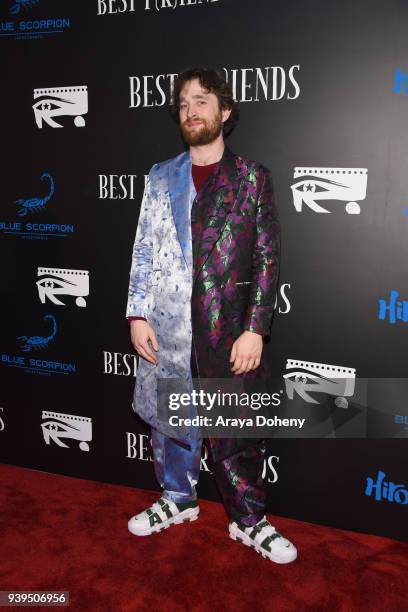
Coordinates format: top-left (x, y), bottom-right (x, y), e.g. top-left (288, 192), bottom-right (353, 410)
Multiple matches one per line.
top-left (293, 168), bottom-right (367, 177)
top-left (291, 166), bottom-right (368, 214)
top-left (33, 86), bottom-right (88, 97)
top-left (284, 359), bottom-right (356, 405)
top-left (38, 267), bottom-right (89, 279)
top-left (37, 267), bottom-right (89, 307)
top-left (32, 85), bottom-right (88, 128)
top-left (41, 411), bottom-right (92, 451)
top-left (286, 359), bottom-right (355, 378)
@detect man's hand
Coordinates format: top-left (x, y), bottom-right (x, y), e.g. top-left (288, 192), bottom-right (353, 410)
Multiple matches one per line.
top-left (130, 320), bottom-right (159, 364)
top-left (230, 330), bottom-right (263, 374)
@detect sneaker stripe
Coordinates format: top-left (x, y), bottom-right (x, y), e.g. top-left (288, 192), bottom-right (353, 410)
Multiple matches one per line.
top-left (148, 512), bottom-right (163, 527)
top-left (249, 525), bottom-right (262, 539)
top-left (158, 499), bottom-right (173, 519)
top-left (261, 535), bottom-right (273, 552)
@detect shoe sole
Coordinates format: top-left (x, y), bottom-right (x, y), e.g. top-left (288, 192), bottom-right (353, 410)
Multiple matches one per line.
top-left (229, 525), bottom-right (297, 564)
top-left (128, 507), bottom-right (200, 537)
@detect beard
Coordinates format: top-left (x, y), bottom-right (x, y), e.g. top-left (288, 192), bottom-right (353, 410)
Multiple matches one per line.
top-left (180, 111), bottom-right (223, 146)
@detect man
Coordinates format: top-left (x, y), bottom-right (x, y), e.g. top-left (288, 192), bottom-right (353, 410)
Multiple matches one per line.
top-left (126, 68), bottom-right (297, 564)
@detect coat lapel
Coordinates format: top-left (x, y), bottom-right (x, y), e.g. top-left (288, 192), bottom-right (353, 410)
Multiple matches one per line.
top-left (193, 146), bottom-right (244, 280)
top-left (168, 150), bottom-right (194, 272)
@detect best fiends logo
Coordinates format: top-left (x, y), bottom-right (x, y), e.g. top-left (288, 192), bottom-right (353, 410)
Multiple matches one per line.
top-left (291, 167), bottom-right (368, 214)
top-left (33, 86), bottom-right (88, 129)
top-left (0, 171), bottom-right (75, 240)
top-left (97, 1), bottom-right (219, 15)
top-left (98, 174), bottom-right (139, 200)
top-left (41, 411), bottom-right (92, 451)
top-left (129, 66), bottom-right (300, 108)
top-left (103, 350), bottom-right (137, 377)
top-left (125, 432), bottom-right (280, 482)
top-left (1, 1), bottom-right (71, 39)
top-left (1, 313), bottom-right (77, 376)
top-left (274, 283), bottom-right (291, 315)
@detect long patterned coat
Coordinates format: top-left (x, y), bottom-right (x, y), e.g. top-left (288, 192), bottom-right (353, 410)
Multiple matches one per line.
top-left (127, 146), bottom-right (280, 459)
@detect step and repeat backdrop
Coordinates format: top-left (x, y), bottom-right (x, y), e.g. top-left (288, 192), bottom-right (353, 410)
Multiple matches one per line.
top-left (1, 0), bottom-right (407, 541)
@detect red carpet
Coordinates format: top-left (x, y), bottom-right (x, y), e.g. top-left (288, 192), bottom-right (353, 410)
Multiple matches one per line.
top-left (1, 464), bottom-right (407, 612)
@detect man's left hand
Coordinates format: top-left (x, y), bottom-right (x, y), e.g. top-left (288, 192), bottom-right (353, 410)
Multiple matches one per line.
top-left (230, 330), bottom-right (263, 374)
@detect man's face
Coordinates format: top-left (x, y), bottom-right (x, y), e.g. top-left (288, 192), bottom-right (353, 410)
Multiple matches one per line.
top-left (178, 78), bottom-right (231, 146)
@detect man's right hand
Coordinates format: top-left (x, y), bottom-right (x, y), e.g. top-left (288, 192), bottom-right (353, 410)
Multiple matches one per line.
top-left (130, 320), bottom-right (159, 364)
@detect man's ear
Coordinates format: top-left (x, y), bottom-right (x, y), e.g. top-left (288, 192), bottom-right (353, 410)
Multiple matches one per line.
top-left (222, 107), bottom-right (232, 124)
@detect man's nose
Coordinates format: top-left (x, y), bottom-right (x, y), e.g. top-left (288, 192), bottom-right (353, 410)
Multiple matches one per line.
top-left (187, 105), bottom-right (197, 119)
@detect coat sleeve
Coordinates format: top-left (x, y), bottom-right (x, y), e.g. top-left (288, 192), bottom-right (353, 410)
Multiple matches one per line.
top-left (243, 167), bottom-right (281, 336)
top-left (126, 170), bottom-right (154, 319)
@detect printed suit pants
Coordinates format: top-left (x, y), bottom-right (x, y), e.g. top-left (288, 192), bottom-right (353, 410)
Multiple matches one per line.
top-left (151, 427), bottom-right (267, 527)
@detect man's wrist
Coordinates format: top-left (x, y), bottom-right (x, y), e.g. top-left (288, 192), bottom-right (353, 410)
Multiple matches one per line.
top-left (128, 316), bottom-right (147, 324)
top-left (242, 328), bottom-right (264, 338)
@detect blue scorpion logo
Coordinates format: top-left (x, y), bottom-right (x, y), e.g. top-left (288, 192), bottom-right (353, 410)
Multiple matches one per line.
top-left (15, 172), bottom-right (54, 217)
top-left (18, 314), bottom-right (57, 352)
top-left (10, 0), bottom-right (40, 14)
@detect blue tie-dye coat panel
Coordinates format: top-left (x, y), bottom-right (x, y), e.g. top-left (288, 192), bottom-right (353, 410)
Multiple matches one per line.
top-left (127, 151), bottom-right (197, 443)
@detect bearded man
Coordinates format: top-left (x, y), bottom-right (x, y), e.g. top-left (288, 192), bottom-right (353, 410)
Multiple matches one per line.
top-left (126, 68), bottom-right (297, 564)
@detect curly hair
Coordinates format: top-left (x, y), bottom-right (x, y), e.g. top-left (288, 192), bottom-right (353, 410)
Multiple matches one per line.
top-left (169, 67), bottom-right (239, 137)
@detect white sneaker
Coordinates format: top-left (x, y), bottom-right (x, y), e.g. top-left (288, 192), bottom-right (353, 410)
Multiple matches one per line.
top-left (229, 517), bottom-right (297, 564)
top-left (128, 497), bottom-right (200, 536)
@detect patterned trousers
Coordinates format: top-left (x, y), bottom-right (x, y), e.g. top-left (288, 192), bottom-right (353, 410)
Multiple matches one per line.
top-left (151, 427), bottom-right (267, 528)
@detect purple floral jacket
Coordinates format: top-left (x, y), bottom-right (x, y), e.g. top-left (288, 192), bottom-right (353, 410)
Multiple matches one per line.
top-left (191, 145), bottom-right (280, 380)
